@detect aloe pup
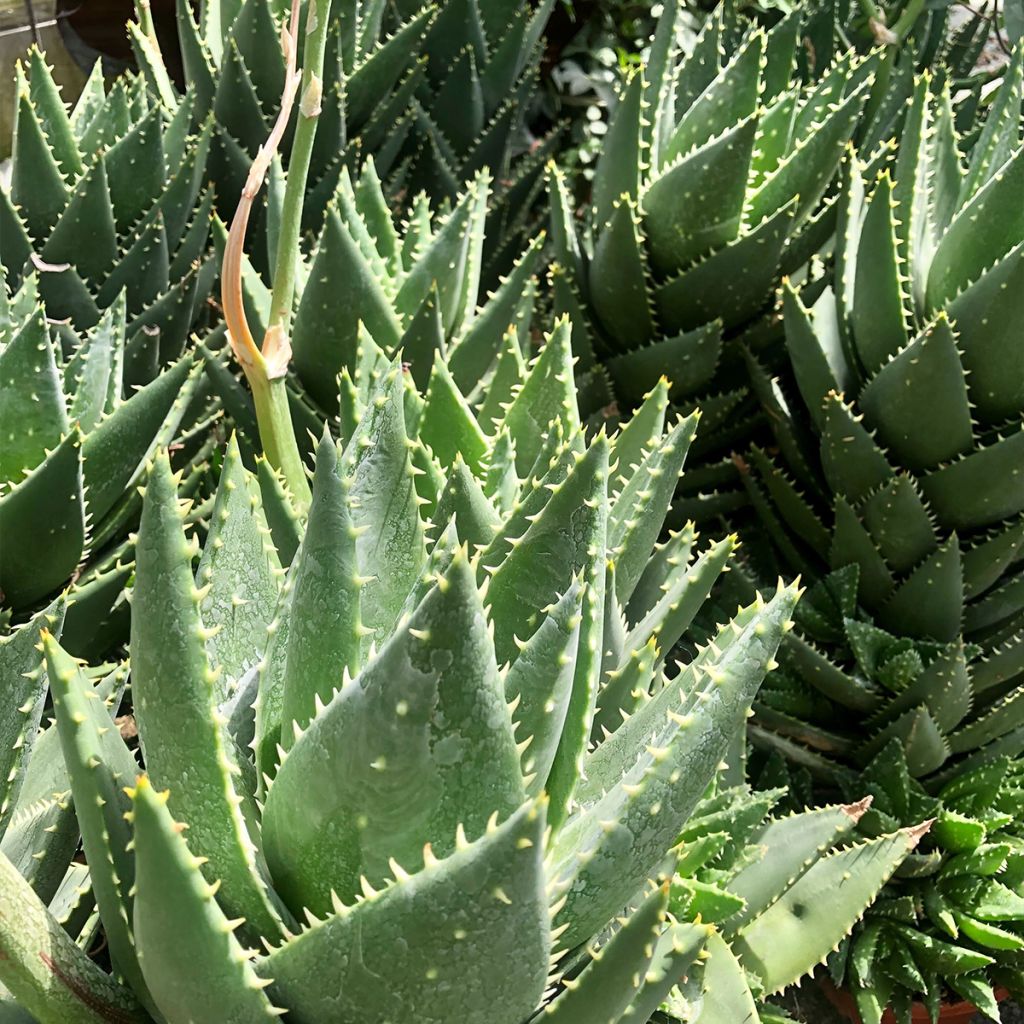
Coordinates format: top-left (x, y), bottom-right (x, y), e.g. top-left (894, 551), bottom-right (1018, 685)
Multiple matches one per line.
top-left (820, 743), bottom-right (1024, 1024)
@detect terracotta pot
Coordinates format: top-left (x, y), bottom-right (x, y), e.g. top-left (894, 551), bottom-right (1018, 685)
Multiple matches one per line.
top-left (820, 978), bottom-right (1010, 1023)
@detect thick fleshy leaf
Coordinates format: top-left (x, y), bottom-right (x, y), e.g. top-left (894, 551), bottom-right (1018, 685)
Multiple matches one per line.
top-left (734, 825), bottom-right (928, 994)
top-left (257, 800), bottom-right (549, 1024)
top-left (291, 208), bottom-right (401, 412)
top-left (130, 452), bottom-right (287, 941)
top-left (928, 147), bottom-right (1024, 310)
top-left (551, 584), bottom-right (798, 948)
top-left (544, 884), bottom-right (669, 1023)
top-left (642, 115), bottom-right (758, 276)
top-left (497, 317), bottom-right (580, 476)
top-left (0, 848), bottom-right (146, 1024)
top-left (948, 241), bottom-right (1024, 425)
top-left (195, 434), bottom-right (282, 703)
top-left (859, 317), bottom-right (972, 471)
top-left (129, 778), bottom-right (281, 1024)
top-left (0, 601), bottom-right (64, 838)
top-left (0, 307), bottom-right (66, 484)
top-left (591, 71), bottom-right (644, 231)
top-left (278, 434), bottom-right (361, 742)
top-left (341, 362), bottom-right (427, 649)
top-left (0, 430), bottom-right (85, 609)
top-left (45, 635), bottom-right (155, 1015)
top-left (589, 198), bottom-right (656, 346)
top-left (655, 198), bottom-right (797, 333)
top-left (919, 428), bottom-right (1024, 532)
top-left (505, 578), bottom-right (583, 795)
top-left (263, 550), bottom-right (524, 913)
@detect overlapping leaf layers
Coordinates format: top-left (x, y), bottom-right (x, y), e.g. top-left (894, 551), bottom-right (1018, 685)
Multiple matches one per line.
top-left (144, 0), bottom-right (555, 281)
top-left (0, 320), bottom-right (924, 1023)
top-left (705, 0), bottom-right (992, 82)
top-left (656, 781), bottom-right (926, 1023)
top-left (740, 56), bottom-right (1024, 789)
top-left (805, 742), bottom-right (1024, 1023)
top-left (0, 51), bottom-right (217, 647)
top-left (548, 4), bottom-right (883, 521)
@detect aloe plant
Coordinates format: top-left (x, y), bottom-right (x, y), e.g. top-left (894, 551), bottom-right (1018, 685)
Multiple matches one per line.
top-left (0, 268), bottom-right (210, 635)
top-left (659, 781), bottom-right (930, 1023)
top-left (0, 315), bottom-right (929, 1021)
top-left (0, 324), bottom-right (758, 1015)
top-left (2, 50), bottom-right (214, 357)
top-left (741, 57), bottom-right (1024, 784)
top-left (134, 0), bottom-right (556, 282)
top-left (548, 2), bottom-right (878, 520)
top-left (0, 48), bottom-right (219, 640)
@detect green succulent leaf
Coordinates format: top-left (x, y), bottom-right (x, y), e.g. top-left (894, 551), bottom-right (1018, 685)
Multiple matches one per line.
top-left (257, 800), bottom-right (549, 1024)
top-left (263, 549), bottom-right (524, 914)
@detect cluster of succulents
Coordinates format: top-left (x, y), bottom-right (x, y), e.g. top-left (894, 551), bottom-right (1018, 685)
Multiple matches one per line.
top-left (0, 0), bottom-right (1022, 1021)
top-left (136, 0), bottom-right (555, 283)
top-left (547, 6), bottom-right (881, 518)
top-left (0, 50), bottom-right (217, 650)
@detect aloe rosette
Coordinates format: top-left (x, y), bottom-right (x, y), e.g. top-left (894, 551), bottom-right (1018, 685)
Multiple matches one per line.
top-left (2, 51), bottom-right (214, 358)
top-left (741, 56), bottom-right (1024, 784)
top-left (547, 2), bottom-right (879, 520)
top-left (137, 0), bottom-right (555, 281)
top-left (0, 313), bottom-right (924, 1022)
top-left (822, 743), bottom-right (1024, 1023)
top-left (0, 48), bottom-right (219, 636)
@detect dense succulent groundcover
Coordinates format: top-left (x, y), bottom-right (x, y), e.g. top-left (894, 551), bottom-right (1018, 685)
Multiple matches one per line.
top-left (0, 0), bottom-right (1023, 1022)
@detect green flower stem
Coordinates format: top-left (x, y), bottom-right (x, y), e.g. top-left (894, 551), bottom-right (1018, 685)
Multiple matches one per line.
top-left (268, 0), bottom-right (334, 332)
top-left (251, 370), bottom-right (310, 512)
top-left (892, 0), bottom-right (926, 40)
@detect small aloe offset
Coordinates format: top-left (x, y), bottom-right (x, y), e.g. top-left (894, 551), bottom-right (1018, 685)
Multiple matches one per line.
top-left (659, 782), bottom-right (928, 1024)
top-left (0, 318), bottom-right (824, 1023)
top-left (825, 743), bottom-right (1024, 1023)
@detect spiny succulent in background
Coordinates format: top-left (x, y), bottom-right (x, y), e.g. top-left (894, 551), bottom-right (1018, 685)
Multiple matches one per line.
top-left (144, 0), bottom-right (431, 261)
top-left (383, 0), bottom-right (560, 280)
top-left (0, 267), bottom-right (210, 643)
top-left (739, 57), bottom-right (1024, 785)
top-left (547, 2), bottom-right (878, 521)
top-left (822, 743), bottom-right (1024, 1023)
top-left (653, 781), bottom-right (929, 1024)
top-left (1, 49), bottom-right (215, 359)
top-left (0, 50), bottom-right (220, 647)
top-left (687, 0), bottom-right (996, 82)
